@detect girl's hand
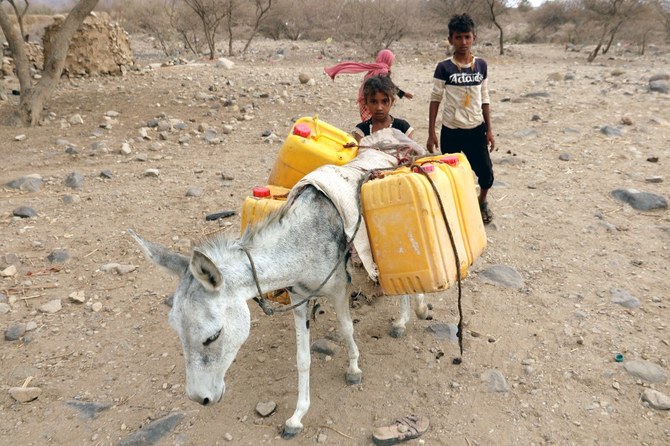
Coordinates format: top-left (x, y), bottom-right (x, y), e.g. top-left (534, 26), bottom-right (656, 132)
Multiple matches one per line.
top-left (404, 92), bottom-right (414, 99)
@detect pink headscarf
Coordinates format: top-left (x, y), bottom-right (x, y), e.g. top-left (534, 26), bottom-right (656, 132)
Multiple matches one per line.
top-left (324, 49), bottom-right (396, 120)
top-left (323, 49), bottom-right (395, 80)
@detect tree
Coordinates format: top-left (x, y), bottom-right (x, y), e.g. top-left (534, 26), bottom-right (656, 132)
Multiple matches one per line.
top-left (242, 0), bottom-right (272, 53)
top-left (484, 0), bottom-right (508, 55)
top-left (179, 0), bottom-right (227, 59)
top-left (0, 0), bottom-right (100, 126)
top-left (5, 0), bottom-right (29, 41)
top-left (583, 0), bottom-right (643, 62)
top-left (338, 0), bottom-right (416, 55)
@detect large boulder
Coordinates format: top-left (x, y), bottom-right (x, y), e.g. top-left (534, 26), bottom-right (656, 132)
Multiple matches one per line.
top-left (42, 12), bottom-right (133, 76)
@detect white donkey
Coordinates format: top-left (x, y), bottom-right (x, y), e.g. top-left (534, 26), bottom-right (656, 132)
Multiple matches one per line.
top-left (129, 185), bottom-right (430, 438)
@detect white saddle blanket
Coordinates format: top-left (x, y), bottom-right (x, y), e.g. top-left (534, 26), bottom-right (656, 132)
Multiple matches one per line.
top-left (291, 149), bottom-right (398, 281)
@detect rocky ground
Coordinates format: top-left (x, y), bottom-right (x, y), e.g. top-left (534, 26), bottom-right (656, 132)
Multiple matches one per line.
top-left (1, 36), bottom-right (669, 446)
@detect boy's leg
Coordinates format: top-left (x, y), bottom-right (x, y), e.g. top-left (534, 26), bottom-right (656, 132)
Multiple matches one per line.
top-left (462, 124), bottom-right (494, 224)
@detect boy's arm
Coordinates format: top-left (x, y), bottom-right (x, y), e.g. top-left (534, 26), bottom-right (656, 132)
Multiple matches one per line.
top-left (482, 103), bottom-right (495, 152)
top-left (427, 101), bottom-right (440, 153)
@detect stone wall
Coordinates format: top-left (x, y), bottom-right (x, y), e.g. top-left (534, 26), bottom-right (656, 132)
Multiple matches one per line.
top-left (42, 12), bottom-right (133, 76)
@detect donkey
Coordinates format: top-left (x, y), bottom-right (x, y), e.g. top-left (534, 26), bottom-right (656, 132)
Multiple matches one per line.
top-left (129, 185), bottom-right (430, 438)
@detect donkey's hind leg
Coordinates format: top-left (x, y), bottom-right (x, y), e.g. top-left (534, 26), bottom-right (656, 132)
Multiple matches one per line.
top-left (413, 293), bottom-right (430, 320)
top-left (331, 285), bottom-right (362, 385)
top-left (391, 294), bottom-right (431, 338)
top-left (391, 295), bottom-right (411, 338)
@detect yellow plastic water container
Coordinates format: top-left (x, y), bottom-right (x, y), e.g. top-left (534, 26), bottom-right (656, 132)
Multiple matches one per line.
top-left (240, 185), bottom-right (290, 233)
top-left (268, 116), bottom-right (358, 188)
top-left (361, 164), bottom-right (470, 295)
top-left (415, 154), bottom-right (487, 266)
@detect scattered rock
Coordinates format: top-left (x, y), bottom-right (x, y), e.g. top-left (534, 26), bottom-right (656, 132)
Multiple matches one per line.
top-left (426, 323), bottom-right (459, 342)
top-left (480, 369), bottom-right (509, 393)
top-left (610, 288), bottom-right (640, 308)
top-left (255, 401), bottom-right (277, 417)
top-left (1, 265), bottom-right (17, 277)
top-left (9, 386), bottom-right (42, 403)
top-left (5, 323), bottom-right (27, 341)
top-left (39, 299), bottom-right (62, 314)
top-left (477, 265), bottom-right (524, 289)
top-left (5, 175), bottom-right (42, 192)
top-left (65, 172), bottom-right (85, 189)
top-left (600, 125), bottom-right (623, 137)
top-left (311, 338), bottom-right (339, 356)
top-left (12, 206), bottom-right (37, 218)
top-left (641, 389), bottom-right (670, 410)
top-left (610, 188), bottom-right (668, 211)
top-left (623, 360), bottom-right (667, 383)
top-left (47, 250), bottom-right (70, 263)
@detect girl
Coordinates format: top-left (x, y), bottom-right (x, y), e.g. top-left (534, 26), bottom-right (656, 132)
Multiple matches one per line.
top-left (352, 75), bottom-right (414, 143)
top-left (324, 49), bottom-right (413, 121)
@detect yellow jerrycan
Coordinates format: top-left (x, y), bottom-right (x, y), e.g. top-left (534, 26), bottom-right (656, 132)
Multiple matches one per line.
top-left (415, 154), bottom-right (487, 266)
top-left (240, 185), bottom-right (290, 233)
top-left (268, 116), bottom-right (358, 188)
top-left (361, 164), bottom-right (469, 295)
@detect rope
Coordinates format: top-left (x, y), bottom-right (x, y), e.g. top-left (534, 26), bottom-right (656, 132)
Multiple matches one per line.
top-left (411, 164), bottom-right (464, 362)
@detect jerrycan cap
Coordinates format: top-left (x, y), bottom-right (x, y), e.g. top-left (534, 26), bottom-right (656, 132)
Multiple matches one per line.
top-left (413, 164), bottom-right (435, 173)
top-left (252, 186), bottom-right (271, 198)
top-left (293, 123), bottom-right (311, 138)
top-left (441, 155), bottom-right (460, 166)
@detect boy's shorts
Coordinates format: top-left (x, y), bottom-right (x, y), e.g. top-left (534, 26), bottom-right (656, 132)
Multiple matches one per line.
top-left (440, 123), bottom-right (494, 190)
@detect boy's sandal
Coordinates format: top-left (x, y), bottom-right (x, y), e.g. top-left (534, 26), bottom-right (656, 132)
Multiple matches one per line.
top-left (372, 415), bottom-right (429, 446)
top-left (480, 201), bottom-right (493, 225)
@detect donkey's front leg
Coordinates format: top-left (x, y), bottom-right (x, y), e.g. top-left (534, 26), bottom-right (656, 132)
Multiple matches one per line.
top-left (282, 297), bottom-right (311, 439)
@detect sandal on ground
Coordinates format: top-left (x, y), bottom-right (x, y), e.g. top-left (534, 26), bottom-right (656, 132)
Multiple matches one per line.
top-left (480, 201), bottom-right (493, 225)
top-left (372, 415), bottom-right (429, 446)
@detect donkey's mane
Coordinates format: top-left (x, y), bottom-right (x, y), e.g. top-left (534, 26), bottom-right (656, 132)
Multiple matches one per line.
top-left (193, 187), bottom-right (305, 258)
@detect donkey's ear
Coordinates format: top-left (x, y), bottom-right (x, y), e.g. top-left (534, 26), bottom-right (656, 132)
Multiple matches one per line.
top-left (190, 249), bottom-right (223, 291)
top-left (128, 229), bottom-right (189, 276)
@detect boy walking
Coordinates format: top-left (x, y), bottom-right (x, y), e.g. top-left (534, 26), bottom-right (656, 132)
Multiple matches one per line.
top-left (426, 13), bottom-right (496, 224)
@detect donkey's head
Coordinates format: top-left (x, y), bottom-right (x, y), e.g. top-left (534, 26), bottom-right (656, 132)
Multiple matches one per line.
top-left (129, 230), bottom-right (250, 406)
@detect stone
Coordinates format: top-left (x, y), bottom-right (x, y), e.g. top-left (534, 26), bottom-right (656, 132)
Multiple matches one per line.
top-left (623, 360), bottom-right (667, 383)
top-left (426, 323), bottom-right (459, 342)
top-left (47, 250), bottom-right (70, 263)
top-left (311, 338), bottom-right (339, 356)
top-left (216, 58), bottom-right (234, 69)
top-left (1, 265), bottom-right (17, 277)
top-left (65, 172), bottom-right (85, 189)
top-left (477, 265), bottom-right (524, 289)
top-left (39, 299), bottom-right (62, 314)
top-left (255, 401), bottom-right (277, 417)
top-left (480, 369), bottom-right (509, 393)
top-left (65, 400), bottom-right (112, 419)
top-left (9, 386), bottom-right (42, 403)
top-left (5, 175), bottom-right (42, 192)
top-left (5, 323), bottom-right (27, 341)
top-left (298, 73), bottom-right (311, 84)
top-left (641, 389), bottom-right (670, 410)
top-left (610, 288), bottom-right (640, 308)
top-left (69, 291), bottom-right (86, 303)
top-left (610, 188), bottom-right (668, 211)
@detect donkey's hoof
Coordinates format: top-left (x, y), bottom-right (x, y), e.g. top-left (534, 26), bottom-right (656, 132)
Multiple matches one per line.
top-left (390, 326), bottom-right (406, 338)
top-left (281, 425), bottom-right (302, 439)
top-left (346, 371), bottom-right (362, 385)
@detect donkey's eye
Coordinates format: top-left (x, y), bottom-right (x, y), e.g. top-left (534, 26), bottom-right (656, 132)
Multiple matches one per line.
top-left (203, 329), bottom-right (221, 346)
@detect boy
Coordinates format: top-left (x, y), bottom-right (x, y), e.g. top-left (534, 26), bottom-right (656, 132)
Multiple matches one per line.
top-left (426, 13), bottom-right (496, 224)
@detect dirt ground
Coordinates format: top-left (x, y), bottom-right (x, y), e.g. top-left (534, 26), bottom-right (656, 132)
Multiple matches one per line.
top-left (1, 36), bottom-right (669, 446)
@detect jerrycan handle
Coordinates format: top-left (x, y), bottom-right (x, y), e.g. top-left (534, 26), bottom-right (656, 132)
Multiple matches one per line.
top-left (412, 164), bottom-right (435, 173)
top-left (441, 155), bottom-right (460, 166)
top-left (311, 115), bottom-right (320, 139)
